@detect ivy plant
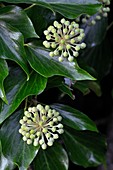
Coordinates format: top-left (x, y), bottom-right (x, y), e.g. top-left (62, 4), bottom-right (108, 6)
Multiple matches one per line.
top-left (0, 0), bottom-right (111, 170)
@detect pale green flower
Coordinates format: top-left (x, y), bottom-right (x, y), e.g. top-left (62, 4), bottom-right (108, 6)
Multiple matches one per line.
top-left (43, 18), bottom-right (86, 62)
top-left (19, 104), bottom-right (64, 149)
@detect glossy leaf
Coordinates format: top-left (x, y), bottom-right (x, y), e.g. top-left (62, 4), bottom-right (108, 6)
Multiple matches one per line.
top-left (47, 76), bottom-right (63, 89)
top-left (73, 81), bottom-right (90, 95)
top-left (58, 84), bottom-right (75, 100)
top-left (0, 110), bottom-right (40, 169)
top-left (80, 38), bottom-right (112, 80)
top-left (0, 141), bottom-right (15, 170)
top-left (0, 59), bottom-right (8, 103)
top-left (50, 4), bottom-right (101, 19)
top-left (63, 129), bottom-right (106, 167)
top-left (74, 81), bottom-right (102, 96)
top-left (51, 104), bottom-right (98, 131)
top-left (25, 44), bottom-right (95, 81)
top-left (0, 22), bottom-right (29, 78)
top-left (33, 143), bottom-right (69, 170)
top-left (0, 6), bottom-right (38, 38)
top-left (0, 0), bottom-right (101, 19)
top-left (0, 66), bottom-right (47, 124)
top-left (26, 5), bottom-right (56, 37)
top-left (84, 16), bottom-right (108, 47)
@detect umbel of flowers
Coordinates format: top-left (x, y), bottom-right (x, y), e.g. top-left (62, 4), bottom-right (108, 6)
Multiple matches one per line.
top-left (43, 18), bottom-right (86, 62)
top-left (19, 104), bottom-right (64, 150)
top-left (81, 0), bottom-right (110, 25)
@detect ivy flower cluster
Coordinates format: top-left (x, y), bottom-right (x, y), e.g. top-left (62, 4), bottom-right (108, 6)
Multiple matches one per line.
top-left (19, 104), bottom-right (64, 150)
top-left (79, 0), bottom-right (110, 25)
top-left (99, 0), bottom-right (110, 17)
top-left (43, 18), bottom-right (86, 62)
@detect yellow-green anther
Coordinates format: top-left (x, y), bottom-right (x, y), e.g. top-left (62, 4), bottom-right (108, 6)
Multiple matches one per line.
top-left (51, 42), bottom-right (57, 48)
top-left (42, 128), bottom-right (48, 133)
top-left (42, 143), bottom-right (47, 150)
top-left (59, 45), bottom-right (63, 50)
top-left (27, 139), bottom-right (32, 145)
top-left (45, 105), bottom-right (50, 111)
top-left (75, 45), bottom-right (80, 51)
top-left (70, 31), bottom-right (75, 35)
top-left (46, 35), bottom-right (51, 40)
top-left (64, 35), bottom-right (69, 40)
top-left (82, 18), bottom-right (87, 23)
top-left (44, 30), bottom-right (49, 35)
top-left (26, 133), bottom-right (30, 138)
top-left (77, 36), bottom-right (82, 41)
top-left (36, 131), bottom-right (41, 137)
top-left (57, 24), bottom-right (62, 29)
top-left (30, 134), bottom-right (35, 139)
top-left (53, 134), bottom-right (59, 139)
top-left (51, 28), bottom-right (56, 33)
top-left (66, 44), bottom-right (71, 50)
top-left (61, 18), bottom-right (65, 24)
top-left (57, 116), bottom-right (62, 121)
top-left (96, 15), bottom-right (101, 20)
top-left (19, 119), bottom-right (24, 124)
top-left (70, 39), bottom-right (75, 44)
top-left (33, 140), bottom-right (38, 146)
top-left (54, 21), bottom-right (59, 27)
top-left (52, 127), bottom-right (56, 132)
top-left (68, 56), bottom-right (74, 62)
top-left (47, 141), bottom-right (53, 146)
top-left (63, 28), bottom-right (68, 34)
top-left (63, 51), bottom-right (68, 57)
top-left (60, 39), bottom-right (65, 44)
top-left (23, 136), bottom-right (27, 141)
top-left (54, 50), bottom-right (59, 56)
top-left (64, 21), bottom-right (70, 26)
top-left (91, 20), bottom-right (96, 25)
top-left (57, 129), bottom-right (64, 134)
top-left (58, 56), bottom-right (64, 62)
top-left (42, 115), bottom-right (47, 121)
top-left (80, 43), bottom-right (86, 49)
top-left (103, 12), bottom-right (108, 17)
top-left (48, 26), bottom-right (54, 31)
top-left (73, 51), bottom-right (79, 57)
top-left (46, 133), bottom-right (51, 138)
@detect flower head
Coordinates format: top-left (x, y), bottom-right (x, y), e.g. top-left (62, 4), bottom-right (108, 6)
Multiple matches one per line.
top-left (19, 104), bottom-right (64, 149)
top-left (43, 18), bottom-right (86, 62)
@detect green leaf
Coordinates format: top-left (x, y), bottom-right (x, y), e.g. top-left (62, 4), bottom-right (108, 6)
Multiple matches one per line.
top-left (0, 22), bottom-right (29, 78)
top-left (0, 140), bottom-right (15, 170)
top-left (50, 4), bottom-right (101, 19)
top-left (0, 59), bottom-right (8, 104)
top-left (58, 84), bottom-right (75, 100)
top-left (84, 16), bottom-right (108, 47)
top-left (80, 37), bottom-right (112, 80)
top-left (33, 143), bottom-right (69, 170)
top-left (51, 104), bottom-right (98, 132)
top-left (74, 81), bottom-right (102, 96)
top-left (63, 129), bottom-right (106, 167)
top-left (25, 44), bottom-right (95, 81)
top-left (0, 110), bottom-right (40, 169)
top-left (47, 76), bottom-right (63, 89)
top-left (0, 1), bottom-right (101, 19)
top-left (26, 5), bottom-right (55, 37)
top-left (0, 6), bottom-right (38, 38)
top-left (73, 81), bottom-right (90, 95)
top-left (0, 66), bottom-right (47, 124)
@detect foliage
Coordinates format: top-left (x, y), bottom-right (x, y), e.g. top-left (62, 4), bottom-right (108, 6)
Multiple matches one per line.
top-left (0, 0), bottom-right (112, 170)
